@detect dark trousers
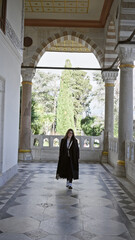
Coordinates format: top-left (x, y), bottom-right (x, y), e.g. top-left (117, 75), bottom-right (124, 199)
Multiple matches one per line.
top-left (67, 157), bottom-right (73, 183)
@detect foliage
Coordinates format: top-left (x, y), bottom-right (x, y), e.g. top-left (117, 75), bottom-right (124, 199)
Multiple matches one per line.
top-left (92, 72), bottom-right (105, 102)
top-left (114, 79), bottom-right (119, 137)
top-left (56, 59), bottom-right (93, 134)
top-left (32, 71), bottom-right (59, 134)
top-left (81, 116), bottom-right (103, 136)
top-left (70, 69), bottom-right (92, 129)
top-left (31, 95), bottom-right (43, 134)
top-left (56, 60), bottom-right (75, 134)
top-left (114, 120), bottom-right (118, 138)
top-left (31, 71), bottom-right (60, 134)
top-left (31, 65), bottom-right (104, 136)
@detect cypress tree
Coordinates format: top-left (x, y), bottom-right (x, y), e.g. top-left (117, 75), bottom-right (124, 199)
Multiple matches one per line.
top-left (56, 59), bottom-right (75, 134)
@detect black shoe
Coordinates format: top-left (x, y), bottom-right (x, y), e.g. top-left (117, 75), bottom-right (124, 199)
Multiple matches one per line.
top-left (68, 186), bottom-right (72, 189)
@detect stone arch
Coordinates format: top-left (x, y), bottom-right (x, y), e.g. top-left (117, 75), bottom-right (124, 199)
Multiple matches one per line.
top-left (104, 20), bottom-right (118, 68)
top-left (29, 31), bottom-right (104, 67)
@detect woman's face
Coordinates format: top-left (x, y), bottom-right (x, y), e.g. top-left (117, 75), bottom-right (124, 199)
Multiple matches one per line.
top-left (68, 131), bottom-right (73, 138)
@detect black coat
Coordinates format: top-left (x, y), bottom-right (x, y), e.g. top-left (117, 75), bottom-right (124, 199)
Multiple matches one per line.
top-left (56, 138), bottom-right (79, 179)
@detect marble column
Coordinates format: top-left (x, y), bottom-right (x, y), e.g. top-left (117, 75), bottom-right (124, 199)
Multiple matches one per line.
top-left (19, 69), bottom-right (35, 161)
top-left (115, 45), bottom-right (135, 176)
top-left (102, 71), bottom-right (118, 162)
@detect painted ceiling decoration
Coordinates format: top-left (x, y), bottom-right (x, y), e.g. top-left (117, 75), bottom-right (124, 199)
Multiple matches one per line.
top-left (24, 0), bottom-right (114, 28)
top-left (24, 0), bottom-right (114, 52)
top-left (45, 40), bottom-right (91, 53)
top-left (25, 0), bottom-right (89, 14)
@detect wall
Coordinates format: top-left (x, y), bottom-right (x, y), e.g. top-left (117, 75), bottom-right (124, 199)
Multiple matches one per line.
top-left (0, 0), bottom-right (23, 186)
top-left (7, 0), bottom-right (23, 41)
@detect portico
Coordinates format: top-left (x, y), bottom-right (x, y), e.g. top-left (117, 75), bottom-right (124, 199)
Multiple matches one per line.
top-left (0, 0), bottom-right (135, 187)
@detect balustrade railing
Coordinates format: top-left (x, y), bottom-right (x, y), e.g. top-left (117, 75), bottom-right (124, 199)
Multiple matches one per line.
top-left (31, 134), bottom-right (103, 150)
top-left (109, 137), bottom-right (118, 153)
top-left (31, 134), bottom-right (103, 161)
top-left (125, 140), bottom-right (135, 163)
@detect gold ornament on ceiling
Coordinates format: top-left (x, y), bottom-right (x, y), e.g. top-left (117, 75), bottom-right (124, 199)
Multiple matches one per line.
top-left (45, 40), bottom-right (91, 53)
top-left (25, 0), bottom-right (89, 14)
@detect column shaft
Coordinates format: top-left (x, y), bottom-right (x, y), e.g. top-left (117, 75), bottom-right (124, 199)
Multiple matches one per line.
top-left (102, 71), bottom-right (118, 162)
top-left (115, 44), bottom-right (135, 176)
top-left (104, 83), bottom-right (114, 150)
top-left (118, 66), bottom-right (133, 161)
top-left (19, 81), bottom-right (32, 150)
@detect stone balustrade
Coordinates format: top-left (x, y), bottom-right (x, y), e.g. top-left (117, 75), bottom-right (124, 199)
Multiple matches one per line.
top-left (125, 140), bottom-right (135, 162)
top-left (108, 137), bottom-right (118, 167)
top-left (108, 137), bottom-right (135, 184)
top-left (31, 134), bottom-right (103, 162)
top-left (125, 140), bottom-right (135, 184)
top-left (109, 137), bottom-right (118, 153)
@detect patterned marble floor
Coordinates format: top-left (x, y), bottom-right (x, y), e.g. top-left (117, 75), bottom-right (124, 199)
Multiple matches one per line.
top-left (0, 162), bottom-right (135, 240)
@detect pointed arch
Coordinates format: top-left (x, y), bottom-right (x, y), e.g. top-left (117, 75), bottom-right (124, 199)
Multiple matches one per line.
top-left (29, 31), bottom-right (104, 67)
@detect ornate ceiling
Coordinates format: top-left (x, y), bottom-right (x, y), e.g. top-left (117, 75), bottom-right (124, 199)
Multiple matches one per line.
top-left (25, 0), bottom-right (89, 14)
top-left (24, 0), bottom-right (114, 52)
top-left (24, 0), bottom-right (114, 27)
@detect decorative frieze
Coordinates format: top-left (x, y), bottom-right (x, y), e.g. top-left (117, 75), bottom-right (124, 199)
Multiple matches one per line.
top-left (6, 19), bottom-right (22, 55)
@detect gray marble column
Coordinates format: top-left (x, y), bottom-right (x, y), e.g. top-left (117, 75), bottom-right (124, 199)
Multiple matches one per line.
top-left (115, 45), bottom-right (135, 176)
top-left (102, 71), bottom-right (118, 162)
top-left (19, 69), bottom-right (35, 161)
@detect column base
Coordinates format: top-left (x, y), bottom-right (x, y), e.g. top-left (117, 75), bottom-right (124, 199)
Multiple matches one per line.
top-left (101, 151), bottom-right (108, 163)
top-left (114, 160), bottom-right (126, 177)
top-left (18, 149), bottom-right (33, 161)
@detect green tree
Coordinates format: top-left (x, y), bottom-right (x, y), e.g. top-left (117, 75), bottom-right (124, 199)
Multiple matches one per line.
top-left (32, 71), bottom-right (60, 134)
top-left (92, 72), bottom-right (105, 103)
top-left (31, 94), bottom-right (44, 134)
top-left (70, 70), bottom-right (92, 132)
top-left (56, 59), bottom-right (75, 134)
top-left (81, 116), bottom-right (103, 136)
top-left (114, 79), bottom-right (119, 137)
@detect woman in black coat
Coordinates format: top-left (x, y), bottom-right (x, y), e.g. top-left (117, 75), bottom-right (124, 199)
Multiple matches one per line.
top-left (56, 129), bottom-right (79, 189)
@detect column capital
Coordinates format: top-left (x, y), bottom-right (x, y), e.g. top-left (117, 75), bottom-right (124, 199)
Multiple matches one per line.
top-left (102, 71), bottom-right (118, 85)
top-left (116, 44), bottom-right (135, 65)
top-left (21, 68), bottom-right (36, 82)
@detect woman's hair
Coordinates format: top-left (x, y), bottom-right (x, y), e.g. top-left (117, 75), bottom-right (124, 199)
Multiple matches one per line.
top-left (64, 128), bottom-right (75, 140)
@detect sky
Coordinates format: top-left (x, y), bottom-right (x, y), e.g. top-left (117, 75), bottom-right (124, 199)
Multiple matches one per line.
top-left (37, 52), bottom-right (100, 74)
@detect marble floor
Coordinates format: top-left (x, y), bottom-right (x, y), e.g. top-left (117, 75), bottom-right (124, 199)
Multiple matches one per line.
top-left (0, 162), bottom-right (135, 240)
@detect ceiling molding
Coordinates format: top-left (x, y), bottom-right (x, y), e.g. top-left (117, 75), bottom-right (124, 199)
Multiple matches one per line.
top-left (24, 0), bottom-right (114, 28)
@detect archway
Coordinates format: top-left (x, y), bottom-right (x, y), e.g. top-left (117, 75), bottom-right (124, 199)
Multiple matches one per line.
top-left (25, 32), bottom-right (104, 68)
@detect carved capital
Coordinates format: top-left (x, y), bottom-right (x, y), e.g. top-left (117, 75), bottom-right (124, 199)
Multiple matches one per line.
top-left (102, 71), bottom-right (118, 84)
top-left (116, 44), bottom-right (135, 65)
top-left (21, 69), bottom-right (36, 82)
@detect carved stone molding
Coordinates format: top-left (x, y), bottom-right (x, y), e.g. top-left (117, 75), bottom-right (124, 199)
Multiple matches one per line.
top-left (21, 69), bottom-right (36, 82)
top-left (102, 71), bottom-right (118, 83)
top-left (116, 44), bottom-right (135, 64)
top-left (6, 19), bottom-right (22, 55)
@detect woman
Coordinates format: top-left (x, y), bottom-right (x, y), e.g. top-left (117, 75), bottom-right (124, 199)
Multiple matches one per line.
top-left (56, 129), bottom-right (79, 189)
